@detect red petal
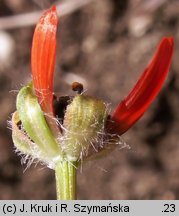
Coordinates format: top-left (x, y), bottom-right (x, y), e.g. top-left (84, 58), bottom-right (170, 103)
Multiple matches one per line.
top-left (109, 37), bottom-right (174, 135)
top-left (31, 6), bottom-right (58, 114)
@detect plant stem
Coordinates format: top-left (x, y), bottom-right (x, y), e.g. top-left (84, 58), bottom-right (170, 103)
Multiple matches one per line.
top-left (55, 160), bottom-right (77, 200)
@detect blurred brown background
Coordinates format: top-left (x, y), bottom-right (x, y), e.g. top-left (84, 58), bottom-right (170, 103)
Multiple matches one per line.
top-left (0, 0), bottom-right (179, 199)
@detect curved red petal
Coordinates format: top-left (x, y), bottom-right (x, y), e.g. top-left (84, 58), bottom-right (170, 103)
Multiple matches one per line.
top-left (109, 37), bottom-right (174, 135)
top-left (31, 6), bottom-right (58, 114)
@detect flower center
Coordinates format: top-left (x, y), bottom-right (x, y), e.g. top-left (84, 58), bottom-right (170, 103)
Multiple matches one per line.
top-left (53, 82), bottom-right (84, 125)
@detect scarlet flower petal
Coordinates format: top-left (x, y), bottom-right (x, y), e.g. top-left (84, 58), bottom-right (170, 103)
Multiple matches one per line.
top-left (110, 37), bottom-right (174, 135)
top-left (31, 6), bottom-right (58, 114)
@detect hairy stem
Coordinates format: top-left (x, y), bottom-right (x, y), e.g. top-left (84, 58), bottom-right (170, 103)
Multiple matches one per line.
top-left (55, 161), bottom-right (77, 200)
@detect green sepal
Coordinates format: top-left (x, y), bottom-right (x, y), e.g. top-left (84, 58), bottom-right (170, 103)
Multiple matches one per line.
top-left (16, 83), bottom-right (62, 162)
top-left (63, 95), bottom-right (108, 161)
top-left (12, 111), bottom-right (33, 155)
top-left (12, 111), bottom-right (49, 163)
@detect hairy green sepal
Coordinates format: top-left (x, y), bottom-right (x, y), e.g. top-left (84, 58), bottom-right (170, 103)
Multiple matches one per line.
top-left (16, 84), bottom-right (62, 163)
top-left (63, 95), bottom-right (107, 161)
top-left (12, 111), bottom-right (51, 163)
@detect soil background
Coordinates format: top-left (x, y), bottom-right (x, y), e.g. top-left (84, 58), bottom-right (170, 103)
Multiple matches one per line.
top-left (0, 0), bottom-right (179, 199)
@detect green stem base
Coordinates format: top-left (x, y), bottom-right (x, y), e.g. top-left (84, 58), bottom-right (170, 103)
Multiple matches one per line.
top-left (55, 161), bottom-right (77, 200)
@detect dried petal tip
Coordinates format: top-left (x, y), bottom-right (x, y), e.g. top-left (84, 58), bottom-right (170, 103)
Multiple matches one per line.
top-left (39, 6), bottom-right (58, 26)
top-left (110, 37), bottom-right (174, 135)
top-left (51, 5), bottom-right (57, 12)
top-left (31, 6), bottom-right (58, 114)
